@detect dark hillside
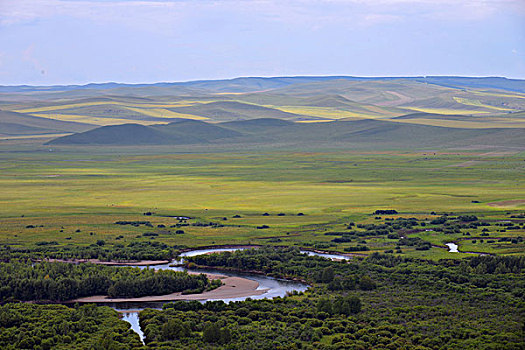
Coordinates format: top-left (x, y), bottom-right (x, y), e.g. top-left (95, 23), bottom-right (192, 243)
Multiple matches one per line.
top-left (46, 118), bottom-right (525, 149)
top-left (154, 119), bottom-right (242, 141)
top-left (46, 124), bottom-right (175, 145)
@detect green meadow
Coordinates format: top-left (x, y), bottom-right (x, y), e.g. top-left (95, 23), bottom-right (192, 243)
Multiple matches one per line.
top-left (1, 145), bottom-right (523, 259)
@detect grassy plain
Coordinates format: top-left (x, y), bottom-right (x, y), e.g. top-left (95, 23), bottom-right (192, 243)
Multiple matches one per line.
top-left (0, 144), bottom-right (523, 259)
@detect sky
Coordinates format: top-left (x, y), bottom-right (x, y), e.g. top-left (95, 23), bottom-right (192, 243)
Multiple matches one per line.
top-left (0, 0), bottom-right (524, 85)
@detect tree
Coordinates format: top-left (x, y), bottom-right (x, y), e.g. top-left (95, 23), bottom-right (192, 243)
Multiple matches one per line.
top-left (203, 322), bottom-right (221, 343)
top-left (219, 327), bottom-right (231, 344)
top-left (358, 275), bottom-right (376, 290)
top-left (317, 297), bottom-right (332, 315)
top-left (321, 267), bottom-right (335, 283)
top-left (162, 319), bottom-right (190, 340)
top-left (347, 295), bottom-right (362, 314)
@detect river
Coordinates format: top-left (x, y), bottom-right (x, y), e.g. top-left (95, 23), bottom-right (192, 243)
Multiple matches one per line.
top-left (115, 245), bottom-right (454, 340)
top-left (115, 247), bottom-right (313, 342)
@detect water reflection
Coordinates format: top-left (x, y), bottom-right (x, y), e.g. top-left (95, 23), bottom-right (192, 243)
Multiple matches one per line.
top-left (120, 311), bottom-right (144, 344)
top-left (117, 250), bottom-right (309, 339)
top-left (300, 250), bottom-right (351, 261)
top-left (445, 242), bottom-right (459, 253)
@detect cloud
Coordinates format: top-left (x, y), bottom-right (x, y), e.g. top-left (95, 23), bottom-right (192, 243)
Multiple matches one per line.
top-left (360, 13), bottom-right (401, 26)
top-left (1, 0), bottom-right (523, 29)
top-left (0, 0), bottom-right (523, 84)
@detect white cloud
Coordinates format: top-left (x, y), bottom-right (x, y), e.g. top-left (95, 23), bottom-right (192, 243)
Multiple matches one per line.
top-left (1, 0), bottom-right (523, 29)
top-left (361, 13), bottom-right (401, 26)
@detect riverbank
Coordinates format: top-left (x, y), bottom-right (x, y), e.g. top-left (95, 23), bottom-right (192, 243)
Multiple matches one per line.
top-left (69, 272), bottom-right (268, 303)
top-left (178, 244), bottom-right (261, 254)
top-left (41, 258), bottom-right (171, 266)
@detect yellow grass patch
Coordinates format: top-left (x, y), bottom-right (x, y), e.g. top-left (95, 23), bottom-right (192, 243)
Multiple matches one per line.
top-left (15, 101), bottom-right (196, 114)
top-left (403, 107), bottom-right (490, 115)
top-left (0, 133), bottom-right (72, 140)
top-left (469, 91), bottom-right (525, 99)
top-left (391, 117), bottom-right (525, 129)
top-left (296, 119), bottom-right (335, 123)
top-left (30, 113), bottom-right (166, 126)
top-left (269, 106), bottom-right (380, 119)
top-left (453, 97), bottom-right (516, 111)
top-left (15, 102), bottom-right (117, 113)
top-left (123, 107), bottom-right (209, 120)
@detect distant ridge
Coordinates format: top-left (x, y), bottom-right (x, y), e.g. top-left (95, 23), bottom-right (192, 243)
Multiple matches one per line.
top-left (3, 76), bottom-right (525, 93)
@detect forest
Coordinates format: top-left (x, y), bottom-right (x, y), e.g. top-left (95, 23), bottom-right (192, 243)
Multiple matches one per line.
top-left (0, 261), bottom-right (218, 301)
top-left (1, 246), bottom-right (523, 349)
top-left (0, 241), bottom-right (177, 262)
top-left (151, 247), bottom-right (525, 349)
top-left (0, 303), bottom-right (142, 349)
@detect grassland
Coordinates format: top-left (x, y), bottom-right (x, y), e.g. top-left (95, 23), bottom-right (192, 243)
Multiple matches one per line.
top-left (1, 76), bottom-right (524, 260)
top-left (0, 145), bottom-right (523, 259)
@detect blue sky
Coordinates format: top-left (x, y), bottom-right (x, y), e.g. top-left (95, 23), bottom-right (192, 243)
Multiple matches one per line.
top-left (0, 0), bottom-right (524, 85)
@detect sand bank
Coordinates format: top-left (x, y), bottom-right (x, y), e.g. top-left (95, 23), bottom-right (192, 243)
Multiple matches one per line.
top-left (70, 272), bottom-right (268, 303)
top-left (42, 258), bottom-right (171, 266)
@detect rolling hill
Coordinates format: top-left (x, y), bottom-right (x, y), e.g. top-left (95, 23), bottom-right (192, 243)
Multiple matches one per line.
top-left (168, 101), bottom-right (315, 122)
top-left (46, 118), bottom-right (525, 149)
top-left (152, 119), bottom-right (243, 141)
top-left (1, 76), bottom-right (524, 135)
top-left (47, 124), bottom-right (176, 145)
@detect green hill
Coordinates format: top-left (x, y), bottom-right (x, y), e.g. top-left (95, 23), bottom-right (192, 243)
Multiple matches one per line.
top-left (153, 119), bottom-right (242, 141)
top-left (46, 118), bottom-right (525, 149)
top-left (46, 124), bottom-right (174, 145)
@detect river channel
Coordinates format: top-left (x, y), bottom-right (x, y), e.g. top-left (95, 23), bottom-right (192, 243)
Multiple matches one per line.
top-left (115, 247), bottom-right (319, 342)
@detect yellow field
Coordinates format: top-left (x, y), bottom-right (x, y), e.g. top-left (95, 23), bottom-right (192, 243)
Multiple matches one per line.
top-left (469, 90), bottom-right (525, 99)
top-left (296, 119), bottom-right (335, 123)
top-left (123, 107), bottom-right (209, 120)
top-left (453, 97), bottom-right (516, 111)
top-left (15, 101), bottom-right (196, 114)
top-left (0, 133), bottom-right (72, 140)
top-left (270, 106), bottom-right (383, 119)
top-left (30, 113), bottom-right (167, 126)
top-left (392, 117), bottom-right (525, 129)
top-left (403, 107), bottom-right (491, 115)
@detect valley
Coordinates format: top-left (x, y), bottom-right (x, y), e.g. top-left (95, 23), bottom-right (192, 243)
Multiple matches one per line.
top-left (0, 76), bottom-right (523, 349)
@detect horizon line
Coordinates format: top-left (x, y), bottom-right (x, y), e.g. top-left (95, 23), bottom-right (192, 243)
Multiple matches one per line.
top-left (1, 75), bottom-right (524, 88)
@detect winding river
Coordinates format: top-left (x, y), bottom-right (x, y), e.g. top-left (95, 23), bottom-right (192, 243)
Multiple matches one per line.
top-left (115, 245), bottom-right (460, 340)
top-left (114, 247), bottom-right (312, 342)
